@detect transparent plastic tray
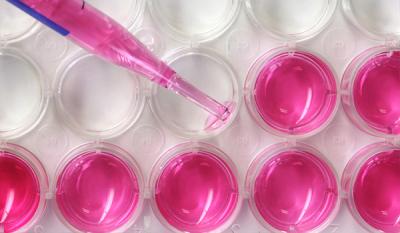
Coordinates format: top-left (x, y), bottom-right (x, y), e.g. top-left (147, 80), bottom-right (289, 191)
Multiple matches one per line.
top-left (1, 0), bottom-right (400, 232)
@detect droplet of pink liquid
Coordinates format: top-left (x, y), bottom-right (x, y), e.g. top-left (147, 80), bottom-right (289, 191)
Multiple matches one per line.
top-left (56, 151), bottom-right (140, 233)
top-left (353, 51), bottom-right (400, 135)
top-left (253, 150), bottom-right (338, 232)
top-left (155, 150), bottom-right (239, 232)
top-left (0, 151), bottom-right (40, 232)
top-left (253, 51), bottom-right (337, 135)
top-left (353, 149), bottom-right (400, 232)
top-left (205, 101), bottom-right (236, 131)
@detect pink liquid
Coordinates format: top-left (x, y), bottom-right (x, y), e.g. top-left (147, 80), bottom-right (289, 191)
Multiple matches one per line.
top-left (56, 151), bottom-right (140, 233)
top-left (0, 151), bottom-right (40, 233)
top-left (155, 151), bottom-right (239, 232)
top-left (253, 150), bottom-right (338, 232)
top-left (253, 51), bottom-right (337, 135)
top-left (353, 51), bottom-right (400, 135)
top-left (353, 149), bottom-right (400, 232)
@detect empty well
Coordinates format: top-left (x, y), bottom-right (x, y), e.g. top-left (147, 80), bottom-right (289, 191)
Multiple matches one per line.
top-left (149, 0), bottom-right (240, 42)
top-left (55, 53), bottom-right (145, 138)
top-left (343, 0), bottom-right (400, 38)
top-left (0, 1), bottom-right (38, 43)
top-left (0, 48), bottom-right (48, 139)
top-left (246, 0), bottom-right (337, 40)
top-left (151, 48), bottom-right (239, 138)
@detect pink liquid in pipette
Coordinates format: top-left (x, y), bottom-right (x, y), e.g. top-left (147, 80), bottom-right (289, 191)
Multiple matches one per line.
top-left (353, 150), bottom-right (400, 232)
top-left (56, 151), bottom-right (140, 233)
top-left (353, 51), bottom-right (400, 135)
top-left (254, 51), bottom-right (337, 135)
top-left (14, 0), bottom-right (231, 122)
top-left (253, 150), bottom-right (338, 232)
top-left (0, 152), bottom-right (40, 232)
top-left (155, 151), bottom-right (239, 232)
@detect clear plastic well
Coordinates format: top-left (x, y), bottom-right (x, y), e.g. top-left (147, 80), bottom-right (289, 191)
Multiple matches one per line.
top-left (246, 0), bottom-right (337, 41)
top-left (343, 0), bottom-right (400, 39)
top-left (0, 1), bottom-right (39, 43)
top-left (55, 52), bottom-right (145, 139)
top-left (148, 0), bottom-right (240, 42)
top-left (0, 48), bottom-right (48, 139)
top-left (151, 48), bottom-right (239, 139)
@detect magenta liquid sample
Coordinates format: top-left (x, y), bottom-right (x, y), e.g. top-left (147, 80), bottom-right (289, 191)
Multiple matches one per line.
top-left (253, 150), bottom-right (338, 232)
top-left (155, 151), bottom-right (239, 232)
top-left (353, 51), bottom-right (400, 135)
top-left (56, 151), bottom-right (140, 233)
top-left (353, 149), bottom-right (400, 232)
top-left (253, 51), bottom-right (337, 135)
top-left (0, 151), bottom-right (40, 233)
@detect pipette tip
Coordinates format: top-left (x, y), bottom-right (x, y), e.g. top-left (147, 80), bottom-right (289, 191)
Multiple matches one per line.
top-left (205, 101), bottom-right (236, 131)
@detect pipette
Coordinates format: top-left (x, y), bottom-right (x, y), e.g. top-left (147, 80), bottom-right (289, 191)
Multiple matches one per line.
top-left (6, 0), bottom-right (232, 121)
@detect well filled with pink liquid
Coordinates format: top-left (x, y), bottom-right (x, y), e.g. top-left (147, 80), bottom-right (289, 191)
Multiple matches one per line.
top-left (353, 149), bottom-right (400, 232)
top-left (155, 150), bottom-right (239, 232)
top-left (56, 151), bottom-right (140, 233)
top-left (253, 51), bottom-right (337, 135)
top-left (0, 151), bottom-right (40, 233)
top-left (253, 150), bottom-right (338, 232)
top-left (353, 51), bottom-right (400, 135)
